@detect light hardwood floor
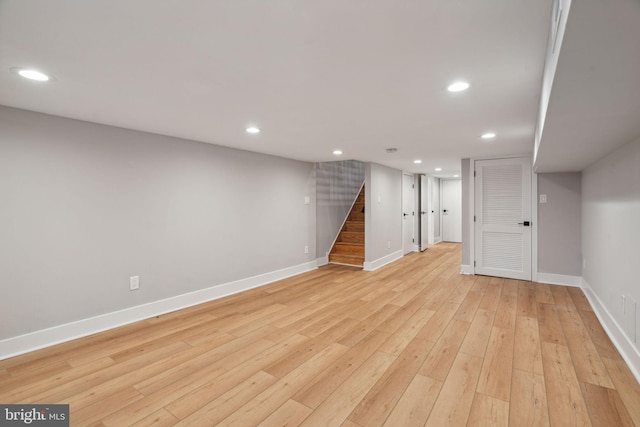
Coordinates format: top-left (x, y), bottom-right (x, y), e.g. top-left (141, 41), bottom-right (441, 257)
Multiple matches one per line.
top-left (2, 243), bottom-right (640, 426)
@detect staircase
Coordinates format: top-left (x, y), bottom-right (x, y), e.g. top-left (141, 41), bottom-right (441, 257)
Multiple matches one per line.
top-left (329, 186), bottom-right (365, 267)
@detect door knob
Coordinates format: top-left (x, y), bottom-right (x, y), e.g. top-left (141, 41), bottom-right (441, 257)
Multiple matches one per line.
top-left (517, 221), bottom-right (531, 226)
top-left (403, 213), bottom-right (409, 217)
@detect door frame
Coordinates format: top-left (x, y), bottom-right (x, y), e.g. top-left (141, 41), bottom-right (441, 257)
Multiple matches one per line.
top-left (401, 172), bottom-right (416, 255)
top-left (467, 155), bottom-right (538, 281)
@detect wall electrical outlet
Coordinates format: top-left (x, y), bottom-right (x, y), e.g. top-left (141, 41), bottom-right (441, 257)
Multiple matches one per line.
top-left (388, 241), bottom-right (391, 249)
top-left (539, 194), bottom-right (548, 203)
top-left (304, 246), bottom-right (309, 254)
top-left (130, 276), bottom-right (140, 291)
top-left (304, 196), bottom-right (310, 205)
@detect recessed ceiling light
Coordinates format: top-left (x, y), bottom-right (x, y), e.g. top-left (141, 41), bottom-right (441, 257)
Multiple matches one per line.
top-left (435, 167), bottom-right (442, 172)
top-left (15, 68), bottom-right (50, 82)
top-left (481, 132), bottom-right (496, 139)
top-left (453, 174), bottom-right (459, 178)
top-left (246, 126), bottom-right (260, 134)
top-left (447, 81), bottom-right (469, 92)
top-left (414, 160), bottom-right (422, 164)
top-left (333, 150), bottom-right (343, 155)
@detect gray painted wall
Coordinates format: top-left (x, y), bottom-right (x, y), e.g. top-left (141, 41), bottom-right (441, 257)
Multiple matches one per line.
top-left (582, 136), bottom-right (640, 345)
top-left (461, 158), bottom-right (471, 265)
top-left (537, 173), bottom-right (582, 276)
top-left (0, 106), bottom-right (316, 340)
top-left (365, 163), bottom-right (402, 262)
top-left (315, 160), bottom-right (365, 259)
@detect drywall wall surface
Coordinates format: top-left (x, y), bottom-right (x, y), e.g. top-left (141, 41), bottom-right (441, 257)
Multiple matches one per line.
top-left (315, 160), bottom-right (365, 258)
top-left (582, 136), bottom-right (640, 344)
top-left (461, 158), bottom-right (471, 265)
top-left (538, 172), bottom-right (582, 275)
top-left (0, 106), bottom-right (316, 340)
top-left (365, 163), bottom-right (402, 262)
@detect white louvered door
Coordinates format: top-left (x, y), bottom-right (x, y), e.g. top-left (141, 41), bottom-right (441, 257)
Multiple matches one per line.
top-left (475, 158), bottom-right (532, 280)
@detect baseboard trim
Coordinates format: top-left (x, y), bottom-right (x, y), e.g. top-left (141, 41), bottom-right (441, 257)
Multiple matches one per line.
top-left (363, 250), bottom-right (404, 272)
top-left (316, 255), bottom-right (329, 267)
top-left (581, 279), bottom-right (640, 384)
top-left (0, 260), bottom-right (318, 361)
top-left (536, 272), bottom-right (582, 287)
top-left (461, 264), bottom-right (474, 275)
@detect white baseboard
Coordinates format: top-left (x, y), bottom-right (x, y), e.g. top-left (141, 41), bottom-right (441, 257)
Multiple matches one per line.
top-left (581, 279), bottom-right (640, 384)
top-left (413, 244), bottom-right (420, 252)
top-left (0, 260), bottom-right (318, 361)
top-left (461, 264), bottom-right (474, 275)
top-left (316, 255), bottom-right (329, 267)
top-left (363, 250), bottom-right (404, 272)
top-left (536, 272), bottom-right (582, 287)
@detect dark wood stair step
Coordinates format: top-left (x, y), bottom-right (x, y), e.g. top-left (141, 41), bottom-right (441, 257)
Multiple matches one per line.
top-left (342, 221), bottom-right (364, 232)
top-left (337, 231), bottom-right (364, 243)
top-left (331, 242), bottom-right (364, 255)
top-left (329, 253), bottom-right (364, 267)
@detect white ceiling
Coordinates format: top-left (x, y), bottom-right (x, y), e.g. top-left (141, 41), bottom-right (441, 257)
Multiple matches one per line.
top-left (534, 0), bottom-right (640, 173)
top-left (1, 1), bottom-right (553, 177)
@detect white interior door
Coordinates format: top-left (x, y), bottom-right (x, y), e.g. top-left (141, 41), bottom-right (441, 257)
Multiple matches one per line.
top-left (420, 175), bottom-right (429, 251)
top-left (475, 157), bottom-right (532, 280)
top-left (402, 173), bottom-right (415, 255)
top-left (442, 179), bottom-right (462, 242)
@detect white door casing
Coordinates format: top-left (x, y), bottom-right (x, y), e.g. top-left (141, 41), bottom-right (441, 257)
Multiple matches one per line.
top-left (442, 179), bottom-right (462, 243)
top-left (474, 157), bottom-right (532, 280)
top-left (432, 177), bottom-right (441, 243)
top-left (420, 175), bottom-right (429, 251)
top-left (402, 173), bottom-right (415, 255)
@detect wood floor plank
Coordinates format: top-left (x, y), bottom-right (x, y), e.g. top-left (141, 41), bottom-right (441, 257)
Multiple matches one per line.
top-left (2, 243), bottom-right (638, 426)
top-left (557, 307), bottom-right (614, 388)
top-left (338, 304), bottom-right (399, 347)
top-left (454, 287), bottom-right (484, 323)
top-left (509, 369), bottom-right (549, 427)
top-left (541, 342), bottom-right (592, 426)
top-left (173, 370), bottom-right (278, 425)
top-left (467, 392), bottom-right (509, 427)
top-left (514, 315), bottom-right (544, 375)
top-left (567, 287), bottom-right (593, 312)
top-left (377, 304), bottom-right (436, 356)
top-left (534, 283), bottom-right (555, 304)
top-left (537, 303), bottom-right (567, 345)
top-left (257, 399), bottom-right (313, 427)
top-left (476, 326), bottom-right (515, 401)
top-left (298, 351), bottom-right (396, 427)
top-left (580, 382), bottom-right (635, 427)
top-left (293, 329), bottom-right (391, 409)
top-left (217, 342), bottom-right (350, 426)
top-left (601, 357), bottom-right (640, 426)
top-left (424, 352), bottom-right (483, 427)
top-left (347, 333), bottom-right (435, 426)
top-left (130, 409), bottom-right (179, 427)
top-left (577, 309), bottom-right (622, 360)
top-left (418, 319), bottom-right (470, 381)
top-left (382, 374), bottom-right (442, 427)
top-left (493, 291), bottom-right (517, 330)
top-left (459, 308), bottom-right (496, 357)
top-left (549, 286), bottom-right (578, 311)
top-left (517, 281), bottom-right (538, 318)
